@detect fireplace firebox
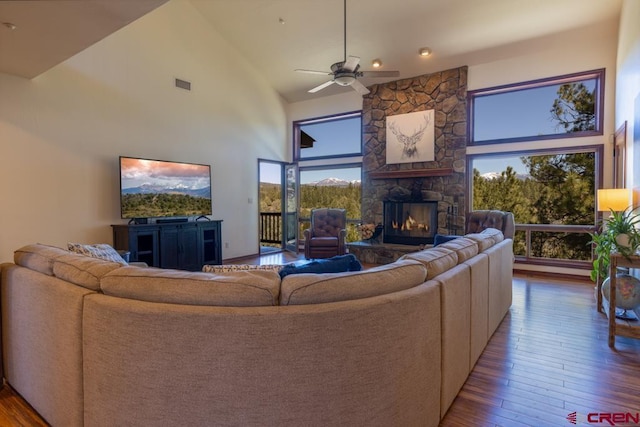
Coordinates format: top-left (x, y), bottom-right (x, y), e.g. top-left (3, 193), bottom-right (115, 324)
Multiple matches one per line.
top-left (383, 201), bottom-right (438, 245)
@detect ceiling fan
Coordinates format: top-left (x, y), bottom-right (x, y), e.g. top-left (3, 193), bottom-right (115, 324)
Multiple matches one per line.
top-left (295, 0), bottom-right (400, 95)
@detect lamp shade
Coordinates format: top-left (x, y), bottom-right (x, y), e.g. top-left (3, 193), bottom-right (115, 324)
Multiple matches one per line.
top-left (597, 188), bottom-right (631, 212)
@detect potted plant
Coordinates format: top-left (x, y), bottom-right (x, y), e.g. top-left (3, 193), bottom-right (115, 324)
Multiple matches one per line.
top-left (590, 206), bottom-right (640, 282)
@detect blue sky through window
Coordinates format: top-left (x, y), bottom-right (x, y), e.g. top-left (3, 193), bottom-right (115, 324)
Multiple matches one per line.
top-left (473, 79), bottom-right (597, 141)
top-left (299, 116), bottom-right (362, 158)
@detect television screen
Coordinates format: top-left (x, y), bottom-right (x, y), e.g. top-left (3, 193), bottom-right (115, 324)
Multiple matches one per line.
top-left (120, 156), bottom-right (212, 219)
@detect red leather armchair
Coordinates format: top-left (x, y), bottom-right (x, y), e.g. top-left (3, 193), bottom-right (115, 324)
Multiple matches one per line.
top-left (303, 208), bottom-right (347, 259)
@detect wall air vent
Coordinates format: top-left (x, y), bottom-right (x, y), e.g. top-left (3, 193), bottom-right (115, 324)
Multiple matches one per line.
top-left (175, 78), bottom-right (191, 91)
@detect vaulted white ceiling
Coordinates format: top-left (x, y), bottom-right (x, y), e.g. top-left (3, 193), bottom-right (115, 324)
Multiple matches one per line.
top-left (0, 0), bottom-right (168, 78)
top-left (0, 0), bottom-right (622, 103)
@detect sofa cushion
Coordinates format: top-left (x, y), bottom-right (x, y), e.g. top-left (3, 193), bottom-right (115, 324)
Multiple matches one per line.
top-left (101, 266), bottom-right (281, 307)
top-left (462, 233), bottom-right (496, 252)
top-left (52, 253), bottom-right (125, 291)
top-left (279, 254), bottom-right (362, 278)
top-left (68, 242), bottom-right (127, 265)
top-left (437, 237), bottom-right (479, 263)
top-left (14, 244), bottom-right (70, 276)
top-left (202, 264), bottom-right (282, 273)
top-left (280, 259), bottom-right (426, 306)
top-left (479, 228), bottom-right (504, 245)
top-left (400, 247), bottom-right (459, 280)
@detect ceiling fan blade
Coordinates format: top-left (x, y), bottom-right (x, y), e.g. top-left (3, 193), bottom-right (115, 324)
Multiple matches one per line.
top-left (308, 80), bottom-right (336, 93)
top-left (350, 79), bottom-right (370, 95)
top-left (359, 70), bottom-right (400, 78)
top-left (342, 56), bottom-right (360, 72)
top-left (296, 69), bottom-right (332, 75)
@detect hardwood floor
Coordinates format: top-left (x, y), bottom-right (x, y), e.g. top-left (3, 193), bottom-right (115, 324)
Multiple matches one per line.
top-left (1, 255), bottom-right (639, 426)
top-left (441, 274), bottom-right (640, 427)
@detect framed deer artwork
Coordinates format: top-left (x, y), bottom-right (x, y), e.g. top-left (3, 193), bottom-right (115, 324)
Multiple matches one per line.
top-left (385, 110), bottom-right (435, 164)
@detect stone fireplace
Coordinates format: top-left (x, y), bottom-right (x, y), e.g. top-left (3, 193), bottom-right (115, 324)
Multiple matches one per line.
top-left (360, 66), bottom-right (468, 240)
top-left (383, 200), bottom-right (438, 245)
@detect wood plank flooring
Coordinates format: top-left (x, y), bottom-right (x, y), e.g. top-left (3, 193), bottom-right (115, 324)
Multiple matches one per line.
top-left (1, 254), bottom-right (639, 426)
top-left (441, 274), bottom-right (640, 427)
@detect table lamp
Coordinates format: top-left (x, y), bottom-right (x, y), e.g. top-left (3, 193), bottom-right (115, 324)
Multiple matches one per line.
top-left (597, 188), bottom-right (631, 212)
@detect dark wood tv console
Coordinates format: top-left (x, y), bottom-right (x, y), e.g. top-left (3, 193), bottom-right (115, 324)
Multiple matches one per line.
top-left (112, 220), bottom-right (222, 271)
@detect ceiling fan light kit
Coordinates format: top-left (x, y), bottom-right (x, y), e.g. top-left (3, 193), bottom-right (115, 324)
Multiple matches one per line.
top-left (334, 74), bottom-right (356, 86)
top-left (295, 0), bottom-right (399, 95)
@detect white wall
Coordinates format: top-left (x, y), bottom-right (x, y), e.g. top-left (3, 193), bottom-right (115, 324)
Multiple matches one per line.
top-left (615, 0), bottom-right (640, 199)
top-left (0, 0), bottom-right (287, 262)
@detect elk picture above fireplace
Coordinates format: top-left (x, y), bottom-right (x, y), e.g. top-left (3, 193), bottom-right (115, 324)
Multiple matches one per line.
top-left (383, 200), bottom-right (438, 245)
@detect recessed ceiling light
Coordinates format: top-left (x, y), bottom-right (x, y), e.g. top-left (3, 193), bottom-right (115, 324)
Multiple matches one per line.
top-left (278, 17), bottom-right (285, 25)
top-left (2, 22), bottom-right (17, 30)
top-left (419, 47), bottom-right (432, 57)
top-left (372, 59), bottom-right (382, 68)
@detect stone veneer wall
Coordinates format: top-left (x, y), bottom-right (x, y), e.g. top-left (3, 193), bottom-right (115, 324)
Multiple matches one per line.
top-left (361, 66), bottom-right (468, 235)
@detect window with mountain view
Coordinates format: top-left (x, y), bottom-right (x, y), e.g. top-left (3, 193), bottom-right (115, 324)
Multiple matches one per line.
top-left (293, 112), bottom-right (364, 243)
top-left (468, 70), bottom-right (604, 266)
top-left (471, 149), bottom-right (600, 262)
top-left (299, 167), bottom-right (362, 242)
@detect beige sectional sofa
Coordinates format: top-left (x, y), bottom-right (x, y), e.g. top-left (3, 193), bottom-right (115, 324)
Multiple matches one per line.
top-left (0, 228), bottom-right (513, 427)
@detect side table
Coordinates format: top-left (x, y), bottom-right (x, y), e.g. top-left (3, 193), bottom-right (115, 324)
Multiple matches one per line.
top-left (602, 253), bottom-right (640, 347)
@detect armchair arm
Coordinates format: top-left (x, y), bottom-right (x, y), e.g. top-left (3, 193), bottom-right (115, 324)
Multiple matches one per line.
top-left (303, 228), bottom-right (312, 259)
top-left (338, 228), bottom-right (347, 255)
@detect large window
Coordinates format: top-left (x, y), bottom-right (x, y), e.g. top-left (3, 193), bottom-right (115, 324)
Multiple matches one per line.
top-left (469, 69), bottom-right (604, 145)
top-left (294, 112), bottom-right (362, 160)
top-left (470, 147), bottom-right (601, 264)
top-left (294, 112), bottom-right (363, 242)
top-left (298, 166), bottom-right (362, 242)
top-left (468, 70), bottom-right (605, 268)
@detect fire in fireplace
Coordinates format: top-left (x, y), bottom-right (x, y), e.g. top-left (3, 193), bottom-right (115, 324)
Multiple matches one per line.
top-left (383, 201), bottom-right (438, 245)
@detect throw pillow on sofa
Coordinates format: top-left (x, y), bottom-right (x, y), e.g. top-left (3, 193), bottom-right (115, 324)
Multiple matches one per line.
top-left (278, 254), bottom-right (362, 278)
top-left (68, 242), bottom-right (128, 265)
top-left (433, 234), bottom-right (460, 246)
top-left (202, 264), bottom-right (282, 273)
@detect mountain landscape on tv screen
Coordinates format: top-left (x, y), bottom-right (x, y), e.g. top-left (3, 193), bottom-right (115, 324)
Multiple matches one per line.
top-left (121, 184), bottom-right (211, 199)
top-left (120, 157), bottom-right (212, 218)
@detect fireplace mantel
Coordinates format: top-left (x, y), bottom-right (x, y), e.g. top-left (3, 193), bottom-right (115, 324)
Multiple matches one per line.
top-left (368, 168), bottom-right (453, 180)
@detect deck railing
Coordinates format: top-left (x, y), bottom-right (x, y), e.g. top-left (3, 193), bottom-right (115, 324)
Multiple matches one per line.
top-left (260, 212), bottom-right (282, 244)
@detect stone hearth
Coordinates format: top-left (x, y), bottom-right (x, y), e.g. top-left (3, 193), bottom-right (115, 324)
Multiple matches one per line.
top-left (346, 241), bottom-right (424, 265)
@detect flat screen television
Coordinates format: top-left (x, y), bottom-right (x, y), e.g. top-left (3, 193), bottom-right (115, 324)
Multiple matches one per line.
top-left (119, 156), bottom-right (212, 220)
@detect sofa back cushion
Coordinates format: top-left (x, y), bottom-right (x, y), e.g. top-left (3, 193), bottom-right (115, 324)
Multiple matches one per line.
top-left (462, 232), bottom-right (496, 252)
top-left (400, 247), bottom-right (459, 280)
top-left (437, 237), bottom-right (479, 263)
top-left (14, 244), bottom-right (70, 276)
top-left (479, 228), bottom-right (504, 245)
top-left (101, 266), bottom-right (281, 307)
top-left (53, 254), bottom-right (124, 291)
top-left (280, 259), bottom-right (427, 306)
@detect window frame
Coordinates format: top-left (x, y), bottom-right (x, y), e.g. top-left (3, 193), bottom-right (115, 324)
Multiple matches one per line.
top-left (466, 144), bottom-right (604, 269)
top-left (293, 110), bottom-right (363, 161)
top-left (467, 69), bottom-right (605, 146)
